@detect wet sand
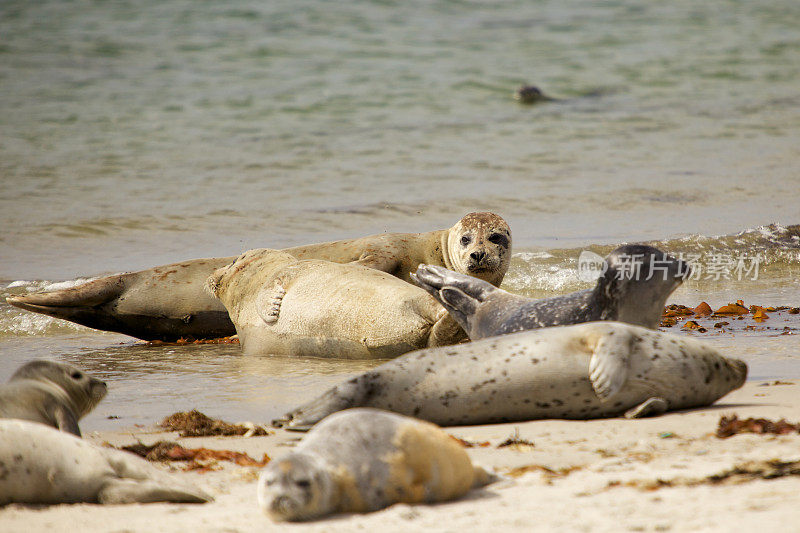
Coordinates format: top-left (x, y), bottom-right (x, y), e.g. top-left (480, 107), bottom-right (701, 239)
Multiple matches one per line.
top-left (3, 380), bottom-right (799, 532)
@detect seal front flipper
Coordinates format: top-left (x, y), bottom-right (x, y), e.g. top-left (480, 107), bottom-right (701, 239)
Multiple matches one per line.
top-left (351, 251), bottom-right (399, 274)
top-left (588, 328), bottom-right (634, 400)
top-left (624, 397), bottom-right (669, 419)
top-left (428, 311), bottom-right (467, 347)
top-left (256, 281), bottom-right (286, 325)
top-left (53, 405), bottom-right (82, 437)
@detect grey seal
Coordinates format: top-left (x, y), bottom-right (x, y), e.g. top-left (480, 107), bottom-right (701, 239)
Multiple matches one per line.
top-left (0, 419), bottom-right (212, 505)
top-left (207, 249), bottom-right (471, 358)
top-left (6, 212), bottom-right (511, 341)
top-left (0, 360), bottom-right (107, 436)
top-left (258, 408), bottom-right (495, 521)
top-left (412, 244), bottom-right (689, 340)
top-left (274, 321), bottom-right (747, 428)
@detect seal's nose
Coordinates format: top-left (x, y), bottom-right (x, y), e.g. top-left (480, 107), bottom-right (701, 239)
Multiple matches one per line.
top-left (470, 251), bottom-right (487, 263)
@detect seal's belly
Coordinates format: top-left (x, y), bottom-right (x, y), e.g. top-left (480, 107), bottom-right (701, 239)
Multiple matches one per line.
top-left (237, 269), bottom-right (440, 359)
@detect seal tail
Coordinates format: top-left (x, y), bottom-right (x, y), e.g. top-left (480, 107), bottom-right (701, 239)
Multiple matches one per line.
top-left (99, 479), bottom-right (213, 504)
top-left (100, 448), bottom-right (214, 504)
top-left (412, 264), bottom-right (496, 333)
top-left (471, 464), bottom-right (503, 488)
top-left (6, 276), bottom-right (125, 321)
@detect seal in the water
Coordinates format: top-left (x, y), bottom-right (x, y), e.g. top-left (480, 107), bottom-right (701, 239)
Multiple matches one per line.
top-left (258, 408), bottom-right (495, 521)
top-left (0, 419), bottom-right (212, 505)
top-left (412, 244), bottom-right (689, 340)
top-left (274, 322), bottom-right (747, 428)
top-left (6, 212), bottom-right (511, 341)
top-left (514, 85), bottom-right (557, 104)
top-left (0, 360), bottom-right (107, 436)
top-left (207, 249), bottom-right (472, 358)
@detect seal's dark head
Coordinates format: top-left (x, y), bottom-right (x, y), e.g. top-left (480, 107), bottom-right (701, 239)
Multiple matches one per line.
top-left (596, 245), bottom-right (690, 329)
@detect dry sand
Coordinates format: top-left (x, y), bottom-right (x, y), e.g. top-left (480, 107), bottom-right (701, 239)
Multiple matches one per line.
top-left (2, 380), bottom-right (800, 533)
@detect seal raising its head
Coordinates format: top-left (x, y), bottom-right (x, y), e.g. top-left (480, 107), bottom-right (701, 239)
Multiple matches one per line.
top-left (259, 408), bottom-right (495, 521)
top-left (6, 212), bottom-right (511, 341)
top-left (443, 212), bottom-right (511, 287)
top-left (0, 360), bottom-right (107, 436)
top-left (514, 85), bottom-right (556, 104)
top-left (413, 244), bottom-right (689, 340)
top-left (275, 322), bottom-right (747, 428)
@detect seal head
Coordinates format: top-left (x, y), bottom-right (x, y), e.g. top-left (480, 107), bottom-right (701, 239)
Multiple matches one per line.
top-left (258, 452), bottom-right (335, 522)
top-left (0, 360), bottom-right (107, 436)
top-left (444, 212), bottom-right (511, 287)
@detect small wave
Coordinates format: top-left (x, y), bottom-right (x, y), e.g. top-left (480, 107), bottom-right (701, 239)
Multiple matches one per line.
top-left (6, 277), bottom-right (101, 293)
top-left (508, 223), bottom-right (800, 295)
top-left (0, 305), bottom-right (91, 337)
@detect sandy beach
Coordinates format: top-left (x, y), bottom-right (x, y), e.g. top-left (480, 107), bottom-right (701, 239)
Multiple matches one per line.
top-left (2, 379), bottom-right (799, 532)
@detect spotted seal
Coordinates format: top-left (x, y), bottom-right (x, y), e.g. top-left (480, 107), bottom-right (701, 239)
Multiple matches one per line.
top-left (258, 408), bottom-right (495, 521)
top-left (207, 249), bottom-right (469, 358)
top-left (274, 322), bottom-right (747, 428)
top-left (6, 212), bottom-right (511, 341)
top-left (0, 419), bottom-right (212, 505)
top-left (412, 244), bottom-right (688, 340)
top-left (0, 360), bottom-right (107, 436)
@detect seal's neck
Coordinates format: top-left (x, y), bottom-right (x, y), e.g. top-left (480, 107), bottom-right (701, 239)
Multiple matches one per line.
top-left (440, 230), bottom-right (455, 271)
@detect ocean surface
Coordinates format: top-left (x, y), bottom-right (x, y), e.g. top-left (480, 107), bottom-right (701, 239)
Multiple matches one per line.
top-left (1, 0), bottom-right (798, 432)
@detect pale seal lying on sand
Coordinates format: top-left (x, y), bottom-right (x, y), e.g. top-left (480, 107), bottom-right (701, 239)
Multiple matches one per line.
top-left (275, 322), bottom-right (747, 428)
top-left (207, 249), bottom-right (472, 358)
top-left (0, 419), bottom-right (212, 505)
top-left (0, 360), bottom-right (107, 436)
top-left (6, 212), bottom-right (511, 341)
top-left (412, 244), bottom-right (688, 340)
top-left (258, 408), bottom-right (495, 521)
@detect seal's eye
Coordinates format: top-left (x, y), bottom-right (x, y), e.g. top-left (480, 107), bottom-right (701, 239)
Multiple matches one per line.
top-left (488, 233), bottom-right (508, 247)
top-left (71, 371), bottom-right (83, 380)
top-left (295, 479), bottom-right (311, 489)
top-left (460, 235), bottom-right (472, 246)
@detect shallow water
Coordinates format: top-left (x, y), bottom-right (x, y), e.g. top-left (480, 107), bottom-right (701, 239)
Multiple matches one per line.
top-left (1, 0), bottom-right (799, 431)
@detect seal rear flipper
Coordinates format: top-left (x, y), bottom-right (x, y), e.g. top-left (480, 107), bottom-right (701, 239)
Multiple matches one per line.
top-left (412, 264), bottom-right (495, 302)
top-left (471, 464), bottom-right (502, 488)
top-left (98, 479), bottom-right (212, 504)
top-left (272, 375), bottom-right (371, 428)
top-left (6, 276), bottom-right (125, 312)
top-left (588, 329), bottom-right (634, 400)
top-left (624, 397), bottom-right (669, 419)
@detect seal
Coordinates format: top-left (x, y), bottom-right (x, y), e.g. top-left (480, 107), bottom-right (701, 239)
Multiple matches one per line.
top-left (274, 321), bottom-right (747, 428)
top-left (0, 419), bottom-right (212, 505)
top-left (206, 249), bottom-right (468, 358)
top-left (0, 360), bottom-right (107, 436)
top-left (514, 85), bottom-right (557, 104)
top-left (6, 212), bottom-right (511, 341)
top-left (258, 408), bottom-right (495, 521)
top-left (412, 244), bottom-right (689, 340)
